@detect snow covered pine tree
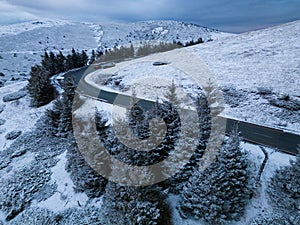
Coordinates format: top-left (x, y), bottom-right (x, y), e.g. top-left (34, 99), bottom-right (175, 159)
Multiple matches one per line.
top-left (267, 147), bottom-right (300, 224)
top-left (27, 65), bottom-right (58, 107)
top-left (179, 129), bottom-right (253, 224)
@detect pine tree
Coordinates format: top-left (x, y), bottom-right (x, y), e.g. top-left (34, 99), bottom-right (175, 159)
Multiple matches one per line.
top-left (42, 80), bottom-right (77, 137)
top-left (80, 50), bottom-right (88, 67)
top-left (136, 42), bottom-right (152, 57)
top-left (41, 52), bottom-right (51, 72)
top-left (127, 89), bottom-right (150, 140)
top-left (161, 82), bottom-right (187, 191)
top-left (27, 65), bottom-right (58, 107)
top-left (65, 54), bottom-right (74, 70)
top-left (56, 51), bottom-right (66, 73)
top-left (267, 148), bottom-right (300, 224)
top-left (162, 87), bottom-right (213, 194)
top-left (41, 51), bottom-right (59, 75)
top-left (129, 43), bottom-right (135, 58)
top-left (48, 51), bottom-right (58, 75)
top-left (179, 129), bottom-right (253, 224)
top-left (65, 109), bottom-right (108, 197)
top-left (95, 109), bottom-right (170, 225)
top-left (65, 135), bottom-right (108, 198)
top-left (90, 49), bottom-right (96, 64)
top-left (149, 100), bottom-right (181, 167)
top-left (164, 80), bottom-right (180, 107)
top-left (44, 99), bottom-right (63, 135)
top-left (204, 78), bottom-right (224, 118)
top-left (96, 50), bottom-right (104, 58)
top-left (102, 182), bottom-right (165, 225)
top-left (71, 48), bottom-right (80, 68)
top-left (58, 79), bottom-right (77, 136)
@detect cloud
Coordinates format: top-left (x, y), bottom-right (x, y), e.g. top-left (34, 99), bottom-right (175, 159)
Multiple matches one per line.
top-left (1, 0), bottom-right (300, 32)
top-left (0, 0), bottom-right (37, 24)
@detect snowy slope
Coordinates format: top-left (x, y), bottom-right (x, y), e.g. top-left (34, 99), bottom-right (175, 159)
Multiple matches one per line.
top-left (190, 20), bottom-right (300, 133)
top-left (97, 20), bottom-right (231, 50)
top-left (0, 19), bottom-right (231, 80)
top-left (91, 21), bottom-right (300, 133)
top-left (191, 20), bottom-right (300, 96)
top-left (0, 82), bottom-right (50, 150)
top-left (0, 20), bottom-right (74, 37)
top-left (0, 19), bottom-right (98, 81)
top-left (0, 19), bottom-right (298, 224)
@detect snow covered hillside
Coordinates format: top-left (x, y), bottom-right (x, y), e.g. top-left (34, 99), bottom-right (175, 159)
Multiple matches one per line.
top-left (190, 20), bottom-right (300, 133)
top-left (95, 20), bottom-right (300, 133)
top-left (0, 19), bottom-right (299, 224)
top-left (96, 20), bottom-right (230, 50)
top-left (0, 82), bottom-right (50, 150)
top-left (191, 20), bottom-right (300, 96)
top-left (0, 19), bottom-right (97, 81)
top-left (0, 19), bottom-right (229, 81)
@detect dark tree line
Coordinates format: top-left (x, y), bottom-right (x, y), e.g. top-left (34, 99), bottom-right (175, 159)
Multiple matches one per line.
top-left (175, 37), bottom-right (204, 47)
top-left (90, 38), bottom-right (205, 65)
top-left (91, 42), bottom-right (179, 64)
top-left (136, 42), bottom-right (181, 57)
top-left (41, 49), bottom-right (88, 76)
top-left (27, 49), bottom-right (89, 107)
top-left (27, 65), bottom-right (57, 107)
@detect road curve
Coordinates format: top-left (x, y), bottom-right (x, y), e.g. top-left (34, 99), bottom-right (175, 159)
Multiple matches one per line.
top-left (64, 67), bottom-right (300, 155)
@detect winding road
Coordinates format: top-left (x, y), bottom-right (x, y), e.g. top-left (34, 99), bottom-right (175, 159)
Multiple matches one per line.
top-left (64, 66), bottom-right (300, 155)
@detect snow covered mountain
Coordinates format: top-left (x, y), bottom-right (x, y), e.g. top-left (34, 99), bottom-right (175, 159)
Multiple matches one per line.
top-left (0, 19), bottom-right (299, 224)
top-left (0, 19), bottom-right (230, 81)
top-left (85, 20), bottom-right (300, 133)
top-left (191, 20), bottom-right (300, 96)
top-left (190, 20), bottom-right (300, 133)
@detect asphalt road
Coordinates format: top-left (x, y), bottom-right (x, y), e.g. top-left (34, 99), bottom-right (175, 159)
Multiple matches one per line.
top-left (64, 67), bottom-right (300, 155)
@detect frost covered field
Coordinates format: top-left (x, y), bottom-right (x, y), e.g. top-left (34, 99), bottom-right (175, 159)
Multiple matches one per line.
top-left (0, 19), bottom-right (299, 224)
top-left (97, 20), bottom-right (300, 134)
top-left (0, 19), bottom-right (226, 80)
top-left (191, 20), bottom-right (300, 133)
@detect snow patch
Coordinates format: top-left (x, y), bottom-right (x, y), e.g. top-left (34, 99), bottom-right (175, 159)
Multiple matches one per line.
top-left (152, 27), bottom-right (169, 36)
top-left (0, 19), bottom-right (74, 37)
top-left (237, 142), bottom-right (295, 224)
top-left (0, 81), bottom-right (50, 150)
top-left (36, 151), bottom-right (89, 212)
top-left (84, 22), bottom-right (104, 46)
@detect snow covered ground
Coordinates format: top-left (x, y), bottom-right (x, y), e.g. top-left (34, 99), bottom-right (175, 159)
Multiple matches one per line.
top-left (191, 20), bottom-right (300, 96)
top-left (191, 20), bottom-right (300, 133)
top-left (0, 81), bottom-right (50, 150)
top-left (86, 20), bottom-right (300, 134)
top-left (34, 151), bottom-right (90, 212)
top-left (0, 86), bottom-right (296, 223)
top-left (0, 19), bottom-right (228, 80)
top-left (0, 19), bottom-right (98, 81)
top-left (0, 19), bottom-right (299, 224)
top-left (97, 20), bottom-right (231, 51)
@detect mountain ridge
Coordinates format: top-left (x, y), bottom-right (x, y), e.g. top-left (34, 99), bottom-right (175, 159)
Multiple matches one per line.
top-left (0, 19), bottom-right (232, 80)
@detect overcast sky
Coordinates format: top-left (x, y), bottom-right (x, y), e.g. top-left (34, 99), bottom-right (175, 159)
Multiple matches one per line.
top-left (1, 0), bottom-right (300, 33)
